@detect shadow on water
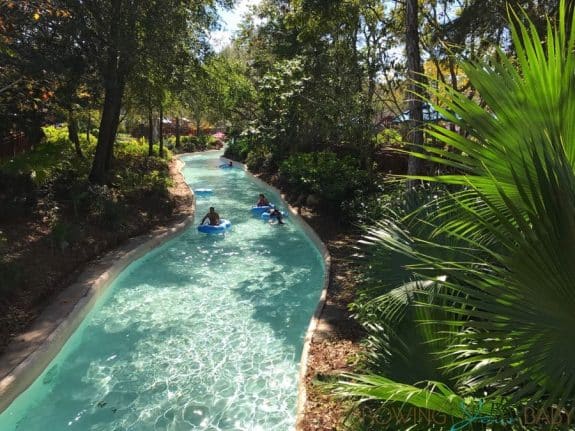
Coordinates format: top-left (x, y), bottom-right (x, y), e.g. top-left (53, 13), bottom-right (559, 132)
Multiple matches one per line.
top-left (225, 233), bottom-right (322, 357)
top-left (122, 213), bottom-right (322, 357)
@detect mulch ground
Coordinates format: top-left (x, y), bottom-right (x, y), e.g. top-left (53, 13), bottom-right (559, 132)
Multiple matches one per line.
top-left (0, 160), bottom-right (193, 355)
top-left (293, 208), bottom-right (366, 431)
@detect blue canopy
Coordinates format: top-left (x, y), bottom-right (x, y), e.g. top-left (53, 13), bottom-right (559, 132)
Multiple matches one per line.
top-left (392, 103), bottom-right (445, 124)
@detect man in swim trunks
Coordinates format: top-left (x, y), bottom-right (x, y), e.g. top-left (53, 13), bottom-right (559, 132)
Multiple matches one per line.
top-left (201, 207), bottom-right (221, 225)
top-left (257, 193), bottom-right (270, 207)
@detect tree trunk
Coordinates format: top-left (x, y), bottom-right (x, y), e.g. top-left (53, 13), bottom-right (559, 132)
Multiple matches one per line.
top-left (103, 92), bottom-right (123, 172)
top-left (195, 116), bottom-right (201, 137)
top-left (86, 112), bottom-right (91, 144)
top-left (175, 116), bottom-right (181, 149)
top-left (148, 106), bottom-right (154, 156)
top-left (68, 108), bottom-right (83, 158)
top-left (90, 80), bottom-right (124, 183)
top-left (89, 3), bottom-right (124, 184)
top-left (405, 0), bottom-right (425, 177)
top-left (27, 113), bottom-right (45, 148)
top-left (159, 103), bottom-right (164, 158)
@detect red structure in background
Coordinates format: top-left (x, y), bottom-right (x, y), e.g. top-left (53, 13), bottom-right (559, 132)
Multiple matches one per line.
top-left (131, 118), bottom-right (224, 139)
top-left (0, 131), bottom-right (32, 160)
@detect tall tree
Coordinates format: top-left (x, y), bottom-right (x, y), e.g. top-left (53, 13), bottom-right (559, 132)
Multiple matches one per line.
top-left (405, 0), bottom-right (425, 176)
top-left (46, 0), bottom-right (228, 183)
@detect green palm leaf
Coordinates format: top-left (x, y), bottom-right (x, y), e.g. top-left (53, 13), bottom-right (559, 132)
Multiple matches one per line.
top-left (339, 0), bottom-right (575, 422)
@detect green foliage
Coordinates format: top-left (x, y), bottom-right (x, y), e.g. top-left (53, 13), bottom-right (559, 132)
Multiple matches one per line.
top-left (279, 152), bottom-right (369, 210)
top-left (223, 137), bottom-right (250, 162)
top-left (50, 221), bottom-right (81, 252)
top-left (0, 124), bottom-right (173, 228)
top-left (112, 152), bottom-right (172, 196)
top-left (339, 179), bottom-right (394, 224)
top-left (339, 2), bottom-right (575, 427)
top-left (202, 53), bottom-right (257, 129)
top-left (168, 134), bottom-right (220, 154)
top-left (115, 135), bottom-right (153, 159)
top-left (1, 126), bottom-right (90, 185)
top-left (374, 129), bottom-right (404, 148)
top-left (82, 185), bottom-right (126, 229)
top-left (234, 0), bottom-right (383, 167)
top-left (245, 147), bottom-right (274, 172)
top-left (197, 135), bottom-right (220, 150)
top-left (0, 170), bottom-right (37, 220)
top-left (0, 261), bottom-right (25, 296)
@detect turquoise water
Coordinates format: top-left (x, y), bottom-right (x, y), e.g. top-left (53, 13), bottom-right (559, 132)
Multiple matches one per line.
top-left (0, 152), bottom-right (325, 431)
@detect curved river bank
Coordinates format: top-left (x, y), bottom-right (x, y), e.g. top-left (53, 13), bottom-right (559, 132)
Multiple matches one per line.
top-left (0, 152), bottom-right (325, 430)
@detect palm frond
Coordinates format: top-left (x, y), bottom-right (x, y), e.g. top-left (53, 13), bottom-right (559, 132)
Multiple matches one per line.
top-left (339, 0), bottom-right (575, 421)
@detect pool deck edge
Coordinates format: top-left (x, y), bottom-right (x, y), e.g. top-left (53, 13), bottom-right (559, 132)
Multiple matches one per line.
top-left (0, 157), bottom-right (196, 414)
top-left (217, 156), bottom-right (331, 431)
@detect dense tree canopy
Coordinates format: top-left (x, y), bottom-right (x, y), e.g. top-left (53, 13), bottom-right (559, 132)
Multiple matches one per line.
top-left (1, 0), bottom-right (231, 182)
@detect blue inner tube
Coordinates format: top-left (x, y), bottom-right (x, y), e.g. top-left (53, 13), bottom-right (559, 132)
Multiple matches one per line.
top-left (219, 164), bottom-right (233, 169)
top-left (261, 211), bottom-right (287, 221)
top-left (197, 219), bottom-right (232, 234)
top-left (195, 188), bottom-right (214, 196)
top-left (251, 204), bottom-right (274, 215)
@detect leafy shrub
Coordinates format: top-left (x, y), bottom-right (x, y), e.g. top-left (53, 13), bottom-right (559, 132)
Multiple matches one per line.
top-left (196, 134), bottom-right (219, 149)
top-left (0, 171), bottom-right (37, 220)
top-left (50, 221), bottom-right (81, 252)
top-left (0, 125), bottom-right (95, 186)
top-left (142, 169), bottom-right (172, 195)
top-left (178, 136), bottom-right (197, 153)
top-left (1, 126), bottom-right (72, 185)
top-left (43, 124), bottom-right (70, 145)
top-left (279, 151), bottom-right (369, 210)
top-left (341, 181), bottom-right (451, 223)
top-left (224, 137), bottom-right (250, 162)
top-left (0, 261), bottom-right (24, 295)
top-left (374, 128), bottom-right (404, 148)
top-left (50, 167), bottom-right (91, 216)
top-left (114, 153), bottom-right (171, 191)
top-left (245, 147), bottom-right (275, 172)
top-left (115, 136), bottom-right (149, 158)
top-left (86, 185), bottom-right (127, 228)
top-left (340, 177), bottom-right (388, 223)
top-left (170, 134), bottom-right (220, 154)
top-left (165, 136), bottom-right (177, 150)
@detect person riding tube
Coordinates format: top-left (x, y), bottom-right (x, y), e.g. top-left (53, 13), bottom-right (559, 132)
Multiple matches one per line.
top-left (256, 194), bottom-right (270, 207)
top-left (267, 208), bottom-right (285, 225)
top-left (201, 207), bottom-right (221, 226)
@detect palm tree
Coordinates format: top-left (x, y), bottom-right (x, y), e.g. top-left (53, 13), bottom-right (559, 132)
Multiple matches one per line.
top-left (337, 2), bottom-right (575, 429)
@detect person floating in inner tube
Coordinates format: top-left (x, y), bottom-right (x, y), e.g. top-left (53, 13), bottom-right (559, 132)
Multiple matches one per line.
top-left (268, 208), bottom-right (285, 225)
top-left (201, 207), bottom-right (221, 226)
top-left (228, 161), bottom-right (233, 167)
top-left (256, 193), bottom-right (270, 207)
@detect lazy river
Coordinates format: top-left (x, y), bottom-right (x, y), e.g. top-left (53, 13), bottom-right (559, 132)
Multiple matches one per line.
top-left (0, 151), bottom-right (325, 430)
